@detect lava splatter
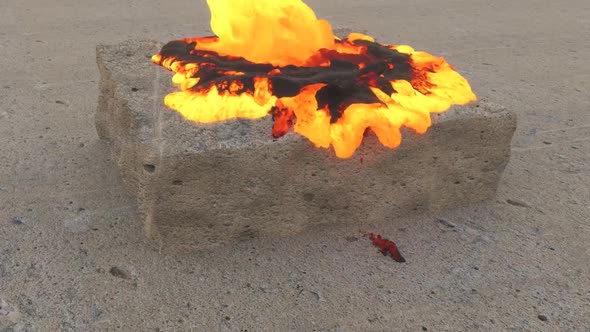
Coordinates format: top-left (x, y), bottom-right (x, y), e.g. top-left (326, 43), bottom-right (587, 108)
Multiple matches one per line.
top-left (360, 230), bottom-right (406, 263)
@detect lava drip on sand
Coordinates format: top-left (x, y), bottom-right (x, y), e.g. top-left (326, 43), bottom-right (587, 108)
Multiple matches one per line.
top-left (360, 230), bottom-right (406, 263)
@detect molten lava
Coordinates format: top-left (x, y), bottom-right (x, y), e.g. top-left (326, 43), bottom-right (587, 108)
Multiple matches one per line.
top-left (152, 0), bottom-right (477, 158)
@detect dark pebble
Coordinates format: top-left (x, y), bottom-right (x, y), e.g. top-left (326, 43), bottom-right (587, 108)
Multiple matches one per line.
top-left (11, 218), bottom-right (24, 225)
top-left (345, 236), bottom-right (358, 242)
top-left (437, 218), bottom-right (456, 228)
top-left (538, 315), bottom-right (548, 322)
top-left (506, 199), bottom-right (531, 208)
top-left (109, 266), bottom-right (131, 279)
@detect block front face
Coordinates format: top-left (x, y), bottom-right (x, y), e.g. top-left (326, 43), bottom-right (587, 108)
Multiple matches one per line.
top-left (96, 40), bottom-right (517, 250)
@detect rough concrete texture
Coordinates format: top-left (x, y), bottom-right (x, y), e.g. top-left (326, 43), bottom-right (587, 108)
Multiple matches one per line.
top-left (96, 40), bottom-right (516, 250)
top-left (1, 0), bottom-right (589, 331)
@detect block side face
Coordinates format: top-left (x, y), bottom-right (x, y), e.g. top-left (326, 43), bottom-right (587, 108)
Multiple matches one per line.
top-left (143, 108), bottom-right (516, 249)
top-left (96, 40), bottom-right (164, 146)
top-left (428, 115), bottom-right (517, 209)
top-left (96, 40), bottom-right (167, 233)
top-left (146, 144), bottom-right (433, 248)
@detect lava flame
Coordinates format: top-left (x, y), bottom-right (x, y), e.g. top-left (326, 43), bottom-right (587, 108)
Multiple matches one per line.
top-left (204, 0), bottom-right (334, 66)
top-left (152, 0), bottom-right (477, 158)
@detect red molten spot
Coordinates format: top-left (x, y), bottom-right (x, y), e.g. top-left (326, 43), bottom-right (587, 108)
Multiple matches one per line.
top-left (271, 102), bottom-right (295, 138)
top-left (360, 230), bottom-right (406, 263)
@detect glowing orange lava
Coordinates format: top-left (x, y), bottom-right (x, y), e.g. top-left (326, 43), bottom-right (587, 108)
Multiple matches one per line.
top-left (152, 0), bottom-right (477, 158)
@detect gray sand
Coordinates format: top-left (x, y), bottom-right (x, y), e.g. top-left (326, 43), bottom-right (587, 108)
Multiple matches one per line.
top-left (1, 0), bottom-right (589, 331)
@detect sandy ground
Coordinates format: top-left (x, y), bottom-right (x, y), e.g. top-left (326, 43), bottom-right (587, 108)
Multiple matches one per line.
top-left (1, 0), bottom-right (589, 331)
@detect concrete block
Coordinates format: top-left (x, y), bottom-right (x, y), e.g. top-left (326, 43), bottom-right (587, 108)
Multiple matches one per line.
top-left (96, 40), bottom-right (517, 250)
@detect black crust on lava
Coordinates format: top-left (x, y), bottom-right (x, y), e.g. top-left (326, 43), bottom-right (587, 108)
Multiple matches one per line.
top-left (158, 38), bottom-right (412, 123)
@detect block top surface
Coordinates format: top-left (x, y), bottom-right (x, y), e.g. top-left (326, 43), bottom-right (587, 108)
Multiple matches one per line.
top-left (97, 40), bottom-right (515, 158)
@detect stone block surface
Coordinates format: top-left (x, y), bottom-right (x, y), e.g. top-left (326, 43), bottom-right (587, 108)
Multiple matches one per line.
top-left (96, 40), bottom-right (517, 250)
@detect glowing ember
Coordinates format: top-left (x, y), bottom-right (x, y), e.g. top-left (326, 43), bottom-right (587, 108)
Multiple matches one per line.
top-left (152, 0), bottom-right (477, 158)
top-left (360, 230), bottom-right (406, 263)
